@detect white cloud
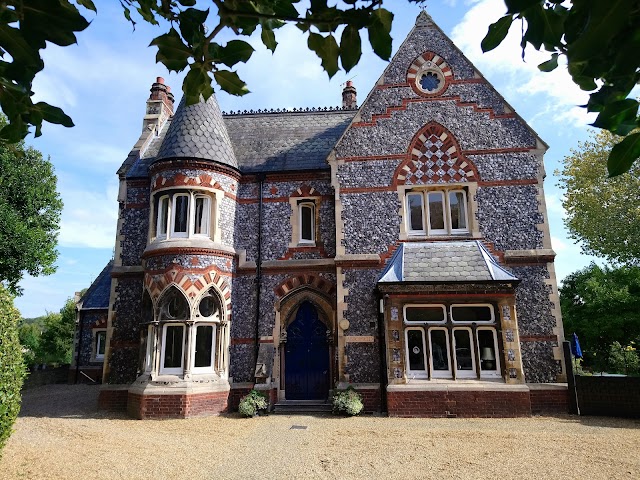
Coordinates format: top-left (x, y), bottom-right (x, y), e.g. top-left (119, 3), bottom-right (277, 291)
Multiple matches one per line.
top-left (545, 192), bottom-right (565, 217)
top-left (57, 179), bottom-right (119, 249)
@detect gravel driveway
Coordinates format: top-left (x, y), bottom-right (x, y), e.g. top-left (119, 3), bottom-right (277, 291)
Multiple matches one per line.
top-left (1, 384), bottom-right (639, 479)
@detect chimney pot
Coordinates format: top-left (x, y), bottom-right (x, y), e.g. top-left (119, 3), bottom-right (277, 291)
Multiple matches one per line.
top-left (342, 81), bottom-right (357, 109)
top-left (156, 77), bottom-right (164, 84)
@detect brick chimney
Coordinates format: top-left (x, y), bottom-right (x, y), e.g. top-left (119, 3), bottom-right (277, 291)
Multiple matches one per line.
top-left (143, 77), bottom-right (175, 132)
top-left (342, 80), bottom-right (357, 109)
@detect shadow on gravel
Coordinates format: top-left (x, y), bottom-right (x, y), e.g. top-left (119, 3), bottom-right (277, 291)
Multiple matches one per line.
top-left (533, 413), bottom-right (640, 429)
top-left (19, 384), bottom-right (129, 420)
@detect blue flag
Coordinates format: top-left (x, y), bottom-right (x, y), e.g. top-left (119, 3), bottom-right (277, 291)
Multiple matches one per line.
top-left (571, 333), bottom-right (583, 358)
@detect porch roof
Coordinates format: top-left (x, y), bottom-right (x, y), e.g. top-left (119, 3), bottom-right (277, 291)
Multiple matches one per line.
top-left (378, 241), bottom-right (518, 283)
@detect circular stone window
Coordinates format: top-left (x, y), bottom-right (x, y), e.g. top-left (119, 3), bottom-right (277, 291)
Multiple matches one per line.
top-left (408, 53), bottom-right (451, 97)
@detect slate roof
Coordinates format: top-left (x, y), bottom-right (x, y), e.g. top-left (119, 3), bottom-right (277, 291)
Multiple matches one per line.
top-left (79, 261), bottom-right (113, 309)
top-left (378, 241), bottom-right (518, 283)
top-left (224, 110), bottom-right (355, 172)
top-left (155, 96), bottom-right (238, 169)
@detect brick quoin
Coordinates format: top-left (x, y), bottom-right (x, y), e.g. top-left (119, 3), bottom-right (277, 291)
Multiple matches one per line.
top-left (387, 390), bottom-right (531, 418)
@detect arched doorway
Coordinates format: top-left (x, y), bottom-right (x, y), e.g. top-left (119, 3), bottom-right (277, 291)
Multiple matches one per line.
top-left (285, 301), bottom-right (330, 400)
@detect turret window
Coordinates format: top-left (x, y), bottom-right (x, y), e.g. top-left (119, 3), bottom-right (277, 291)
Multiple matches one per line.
top-left (153, 190), bottom-right (213, 241)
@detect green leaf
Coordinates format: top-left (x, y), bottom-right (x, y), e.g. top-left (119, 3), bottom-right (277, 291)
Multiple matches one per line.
top-left (308, 33), bottom-right (339, 78)
top-left (177, 8), bottom-right (209, 47)
top-left (183, 65), bottom-right (208, 104)
top-left (367, 8), bottom-right (393, 60)
top-left (608, 132), bottom-right (640, 177)
top-left (340, 25), bottom-right (361, 73)
top-left (538, 53), bottom-right (559, 72)
top-left (0, 25), bottom-right (44, 82)
top-left (592, 99), bottom-right (639, 132)
top-left (76, 0), bottom-right (97, 12)
top-left (21, 0), bottom-right (90, 48)
top-left (504, 0), bottom-right (543, 14)
top-left (261, 28), bottom-right (277, 52)
top-left (213, 70), bottom-right (250, 96)
top-left (216, 40), bottom-right (255, 68)
top-left (150, 28), bottom-right (192, 72)
top-left (481, 15), bottom-right (513, 53)
top-left (32, 102), bottom-right (74, 128)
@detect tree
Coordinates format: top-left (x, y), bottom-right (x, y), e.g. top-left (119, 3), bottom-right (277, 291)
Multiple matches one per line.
top-left (2, 2), bottom-right (638, 174)
top-left (18, 319), bottom-right (44, 367)
top-left (39, 299), bottom-right (76, 365)
top-left (557, 129), bottom-right (640, 265)
top-left (0, 116), bottom-right (63, 295)
top-left (560, 263), bottom-right (640, 373)
top-left (0, 284), bottom-right (25, 457)
top-left (482, 0), bottom-right (640, 176)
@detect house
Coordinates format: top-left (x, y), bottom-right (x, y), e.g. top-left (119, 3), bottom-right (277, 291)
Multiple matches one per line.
top-left (74, 11), bottom-right (569, 418)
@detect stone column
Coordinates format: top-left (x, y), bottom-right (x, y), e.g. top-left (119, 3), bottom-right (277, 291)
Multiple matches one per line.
top-left (498, 299), bottom-right (525, 384)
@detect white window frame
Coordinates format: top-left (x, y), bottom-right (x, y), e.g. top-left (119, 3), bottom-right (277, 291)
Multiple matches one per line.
top-left (156, 195), bottom-right (170, 239)
top-left (153, 190), bottom-right (215, 242)
top-left (428, 327), bottom-right (452, 378)
top-left (192, 194), bottom-right (211, 237)
top-left (450, 303), bottom-right (495, 323)
top-left (298, 201), bottom-right (316, 244)
top-left (160, 323), bottom-right (185, 375)
top-left (144, 325), bottom-right (154, 373)
top-left (191, 323), bottom-right (217, 374)
top-left (170, 193), bottom-right (190, 238)
top-left (403, 304), bottom-right (446, 325)
top-left (404, 327), bottom-right (429, 378)
top-left (94, 330), bottom-right (107, 361)
top-left (452, 327), bottom-right (476, 378)
top-left (406, 192), bottom-right (426, 235)
top-left (405, 187), bottom-right (470, 237)
top-left (476, 327), bottom-right (501, 378)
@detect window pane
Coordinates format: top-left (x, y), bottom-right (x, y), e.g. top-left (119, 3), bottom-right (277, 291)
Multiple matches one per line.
top-left (158, 197), bottom-right (169, 236)
top-left (194, 196), bottom-right (210, 235)
top-left (96, 332), bottom-right (106, 355)
top-left (160, 289), bottom-right (189, 320)
top-left (173, 195), bottom-right (188, 233)
top-left (430, 330), bottom-right (449, 371)
top-left (407, 194), bottom-right (424, 231)
top-left (454, 329), bottom-right (473, 371)
top-left (194, 325), bottom-right (214, 368)
top-left (449, 191), bottom-right (467, 230)
top-left (405, 306), bottom-right (445, 323)
top-left (478, 329), bottom-right (498, 372)
top-left (163, 326), bottom-right (183, 369)
top-left (301, 205), bottom-right (313, 241)
top-left (406, 330), bottom-right (426, 371)
top-left (428, 192), bottom-right (445, 230)
top-left (451, 305), bottom-right (493, 322)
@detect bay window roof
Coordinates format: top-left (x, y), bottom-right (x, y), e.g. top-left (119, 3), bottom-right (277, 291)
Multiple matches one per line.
top-left (378, 241), bottom-right (518, 284)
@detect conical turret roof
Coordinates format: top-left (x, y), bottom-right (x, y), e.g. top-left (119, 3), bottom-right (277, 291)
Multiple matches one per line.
top-left (155, 94), bottom-right (238, 169)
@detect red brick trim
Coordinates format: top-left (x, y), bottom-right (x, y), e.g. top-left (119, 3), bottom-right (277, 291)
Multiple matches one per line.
top-left (128, 390), bottom-right (229, 419)
top-left (335, 259), bottom-right (383, 268)
top-left (238, 264), bottom-right (336, 275)
top-left (123, 202), bottom-right (148, 209)
top-left (341, 186), bottom-right (395, 194)
top-left (231, 337), bottom-right (274, 345)
top-left (339, 154), bottom-right (406, 163)
top-left (236, 194), bottom-right (333, 204)
top-left (386, 292), bottom-right (515, 300)
top-left (462, 147), bottom-right (534, 155)
top-left (504, 256), bottom-right (556, 265)
top-left (127, 179), bottom-right (149, 188)
top-left (240, 171), bottom-right (331, 183)
top-left (279, 244), bottom-right (330, 260)
top-left (274, 273), bottom-right (335, 298)
top-left (111, 270), bottom-right (144, 279)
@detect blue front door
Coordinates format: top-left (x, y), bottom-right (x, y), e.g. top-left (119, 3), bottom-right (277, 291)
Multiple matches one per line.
top-left (285, 302), bottom-right (330, 400)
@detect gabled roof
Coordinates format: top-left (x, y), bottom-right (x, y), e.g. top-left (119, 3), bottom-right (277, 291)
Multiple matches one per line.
top-left (78, 261), bottom-right (113, 310)
top-left (378, 241), bottom-right (518, 283)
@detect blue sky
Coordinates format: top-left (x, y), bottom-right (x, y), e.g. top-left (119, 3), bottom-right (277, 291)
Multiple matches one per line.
top-left (14, 0), bottom-right (610, 317)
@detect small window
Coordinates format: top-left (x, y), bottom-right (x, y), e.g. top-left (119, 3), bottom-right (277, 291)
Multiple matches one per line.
top-left (427, 191), bottom-right (446, 233)
top-left (429, 328), bottom-right (451, 378)
top-left (157, 196), bottom-right (169, 238)
top-left (405, 328), bottom-right (428, 377)
top-left (160, 324), bottom-right (184, 374)
top-left (193, 324), bottom-right (215, 373)
top-left (194, 195), bottom-right (210, 236)
top-left (299, 202), bottom-right (315, 244)
top-left (95, 331), bottom-right (106, 360)
top-left (405, 188), bottom-right (469, 237)
top-left (406, 193), bottom-right (425, 233)
top-left (449, 190), bottom-right (467, 231)
top-left (172, 194), bottom-right (189, 237)
top-left (453, 328), bottom-right (475, 377)
top-left (404, 305), bottom-right (446, 324)
top-left (450, 304), bottom-right (494, 323)
top-left (477, 328), bottom-right (500, 378)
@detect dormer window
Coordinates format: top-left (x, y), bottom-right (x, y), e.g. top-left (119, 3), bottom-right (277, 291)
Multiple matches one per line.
top-left (405, 188), bottom-right (468, 236)
top-left (153, 190), bottom-right (213, 241)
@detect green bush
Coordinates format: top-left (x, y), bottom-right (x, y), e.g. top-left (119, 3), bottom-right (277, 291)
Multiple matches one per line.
top-left (238, 389), bottom-right (268, 417)
top-left (332, 388), bottom-right (363, 416)
top-left (0, 285), bottom-right (25, 456)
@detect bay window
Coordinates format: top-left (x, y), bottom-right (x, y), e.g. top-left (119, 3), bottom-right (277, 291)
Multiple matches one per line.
top-left (405, 188), bottom-right (468, 236)
top-left (402, 303), bottom-right (501, 379)
top-left (153, 190), bottom-right (213, 241)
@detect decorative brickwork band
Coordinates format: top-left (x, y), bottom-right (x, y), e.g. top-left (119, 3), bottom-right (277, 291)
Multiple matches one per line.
top-left (274, 273), bottom-right (335, 298)
top-left (394, 122), bottom-right (479, 186)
